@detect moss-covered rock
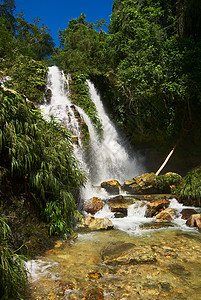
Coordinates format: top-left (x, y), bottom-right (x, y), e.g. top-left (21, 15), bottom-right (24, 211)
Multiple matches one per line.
top-left (156, 172), bottom-right (182, 194)
top-left (123, 173), bottom-right (157, 195)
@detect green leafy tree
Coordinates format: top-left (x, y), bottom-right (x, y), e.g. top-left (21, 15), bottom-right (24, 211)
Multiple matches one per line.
top-left (6, 57), bottom-right (48, 103)
top-left (16, 13), bottom-right (55, 60)
top-left (105, 0), bottom-right (186, 139)
top-left (54, 13), bottom-right (107, 75)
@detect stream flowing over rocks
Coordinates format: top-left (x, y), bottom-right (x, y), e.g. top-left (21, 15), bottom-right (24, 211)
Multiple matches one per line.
top-left (25, 67), bottom-right (201, 299)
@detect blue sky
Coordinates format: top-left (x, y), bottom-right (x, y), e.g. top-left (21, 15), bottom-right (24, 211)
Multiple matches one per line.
top-left (15, 0), bottom-right (114, 46)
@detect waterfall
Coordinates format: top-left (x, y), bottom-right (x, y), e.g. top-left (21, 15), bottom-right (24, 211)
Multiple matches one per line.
top-left (86, 80), bottom-right (145, 184)
top-left (41, 66), bottom-right (81, 142)
top-left (41, 66), bottom-right (145, 200)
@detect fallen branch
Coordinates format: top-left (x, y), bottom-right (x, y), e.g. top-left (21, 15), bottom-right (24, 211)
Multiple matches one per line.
top-left (155, 145), bottom-right (177, 176)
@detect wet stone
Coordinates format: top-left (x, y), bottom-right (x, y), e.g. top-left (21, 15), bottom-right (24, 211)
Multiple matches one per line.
top-left (186, 214), bottom-right (201, 228)
top-left (101, 241), bottom-right (135, 260)
top-left (83, 197), bottom-right (103, 215)
top-left (145, 199), bottom-right (170, 217)
top-left (103, 246), bottom-right (157, 265)
top-left (181, 208), bottom-right (197, 220)
top-left (168, 263), bottom-right (191, 277)
top-left (101, 180), bottom-right (121, 195)
top-left (79, 216), bottom-right (114, 231)
top-left (107, 195), bottom-right (130, 217)
top-left (114, 212), bottom-right (126, 218)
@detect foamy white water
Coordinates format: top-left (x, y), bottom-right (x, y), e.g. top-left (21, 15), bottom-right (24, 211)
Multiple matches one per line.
top-left (93, 197), bottom-right (201, 235)
top-left (26, 259), bottom-right (59, 282)
top-left (87, 80), bottom-right (145, 184)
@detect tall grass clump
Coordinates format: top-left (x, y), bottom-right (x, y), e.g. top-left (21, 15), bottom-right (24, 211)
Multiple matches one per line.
top-left (0, 88), bottom-right (86, 236)
top-left (0, 217), bottom-right (27, 299)
top-left (176, 166), bottom-right (201, 205)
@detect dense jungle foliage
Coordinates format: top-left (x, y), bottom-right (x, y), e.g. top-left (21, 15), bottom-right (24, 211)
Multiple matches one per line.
top-left (0, 0), bottom-right (201, 297)
top-left (0, 1), bottom-right (85, 297)
top-left (55, 0), bottom-right (201, 156)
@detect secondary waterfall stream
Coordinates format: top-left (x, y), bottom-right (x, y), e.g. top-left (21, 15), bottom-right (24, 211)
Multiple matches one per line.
top-left (25, 67), bottom-right (201, 299)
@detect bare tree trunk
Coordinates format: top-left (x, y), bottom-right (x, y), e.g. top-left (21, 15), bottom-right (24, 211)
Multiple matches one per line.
top-left (155, 145), bottom-right (177, 176)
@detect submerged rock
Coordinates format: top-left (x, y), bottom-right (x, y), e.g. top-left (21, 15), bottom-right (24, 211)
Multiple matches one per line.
top-left (83, 197), bottom-right (103, 215)
top-left (123, 173), bottom-right (157, 195)
top-left (79, 216), bottom-right (114, 231)
top-left (103, 246), bottom-right (157, 265)
top-left (83, 287), bottom-right (104, 300)
top-left (186, 214), bottom-right (201, 228)
top-left (101, 241), bottom-right (135, 261)
top-left (145, 199), bottom-right (170, 217)
top-left (87, 271), bottom-right (102, 280)
top-left (100, 180), bottom-right (121, 195)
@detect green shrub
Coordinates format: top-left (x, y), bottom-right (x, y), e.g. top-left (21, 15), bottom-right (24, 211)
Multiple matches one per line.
top-left (156, 172), bottom-right (182, 193)
top-left (0, 217), bottom-right (27, 299)
top-left (176, 166), bottom-right (201, 205)
top-left (0, 88), bottom-right (86, 236)
top-left (6, 57), bottom-right (48, 103)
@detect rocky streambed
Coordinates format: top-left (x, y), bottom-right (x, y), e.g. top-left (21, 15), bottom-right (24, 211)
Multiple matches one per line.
top-left (25, 195), bottom-right (201, 299)
top-left (25, 172), bottom-right (201, 299)
top-left (26, 227), bottom-right (201, 299)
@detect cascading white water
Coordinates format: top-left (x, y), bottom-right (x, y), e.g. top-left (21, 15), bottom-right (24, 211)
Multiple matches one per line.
top-left (87, 81), bottom-right (145, 184)
top-left (40, 66), bottom-right (145, 201)
top-left (40, 66), bottom-right (81, 141)
top-left (40, 66), bottom-right (92, 187)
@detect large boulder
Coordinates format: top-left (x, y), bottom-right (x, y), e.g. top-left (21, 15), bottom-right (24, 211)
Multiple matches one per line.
top-left (181, 209), bottom-right (197, 220)
top-left (101, 180), bottom-right (120, 195)
top-left (83, 197), bottom-right (103, 215)
top-left (145, 199), bottom-right (170, 217)
top-left (107, 195), bottom-right (131, 217)
top-left (154, 207), bottom-right (177, 220)
top-left (186, 214), bottom-right (201, 228)
top-left (123, 173), bottom-right (157, 195)
top-left (79, 216), bottom-right (114, 230)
